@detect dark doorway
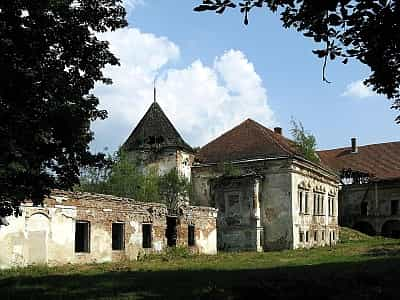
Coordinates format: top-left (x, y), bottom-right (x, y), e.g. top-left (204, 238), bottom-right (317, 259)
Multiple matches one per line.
top-left (354, 221), bottom-right (376, 236)
top-left (75, 221), bottom-right (90, 253)
top-left (188, 224), bottom-right (195, 246)
top-left (112, 223), bottom-right (125, 250)
top-left (142, 224), bottom-right (152, 248)
top-left (382, 220), bottom-right (400, 238)
top-left (166, 216), bottom-right (177, 247)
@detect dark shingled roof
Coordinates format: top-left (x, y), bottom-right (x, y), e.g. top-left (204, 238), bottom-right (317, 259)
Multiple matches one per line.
top-left (317, 141), bottom-right (400, 181)
top-left (123, 102), bottom-right (193, 152)
top-left (196, 119), bottom-right (300, 163)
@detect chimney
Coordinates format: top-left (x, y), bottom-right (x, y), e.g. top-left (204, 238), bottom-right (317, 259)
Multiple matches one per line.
top-left (274, 127), bottom-right (282, 135)
top-left (351, 137), bottom-right (358, 153)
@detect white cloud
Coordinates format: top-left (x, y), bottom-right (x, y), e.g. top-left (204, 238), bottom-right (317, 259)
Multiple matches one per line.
top-left (92, 28), bottom-right (275, 152)
top-left (342, 80), bottom-right (375, 99)
top-left (123, 0), bottom-right (144, 10)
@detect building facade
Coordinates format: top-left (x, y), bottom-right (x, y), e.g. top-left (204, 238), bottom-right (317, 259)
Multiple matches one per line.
top-left (319, 139), bottom-right (400, 237)
top-left (192, 119), bottom-right (339, 251)
top-left (0, 190), bottom-right (217, 269)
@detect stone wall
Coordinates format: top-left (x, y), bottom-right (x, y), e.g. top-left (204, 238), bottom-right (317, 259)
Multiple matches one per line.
top-left (339, 179), bottom-right (400, 237)
top-left (0, 190), bottom-right (217, 269)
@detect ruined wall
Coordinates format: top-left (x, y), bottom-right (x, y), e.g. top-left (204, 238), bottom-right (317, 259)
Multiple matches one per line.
top-left (212, 176), bottom-right (260, 251)
top-left (0, 190), bottom-right (217, 269)
top-left (290, 161), bottom-right (339, 249)
top-left (178, 205), bottom-right (218, 254)
top-left (340, 180), bottom-right (400, 236)
top-left (129, 148), bottom-right (194, 181)
top-left (260, 160), bottom-right (293, 250)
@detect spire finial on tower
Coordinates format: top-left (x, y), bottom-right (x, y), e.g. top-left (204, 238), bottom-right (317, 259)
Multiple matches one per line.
top-left (153, 78), bottom-right (157, 103)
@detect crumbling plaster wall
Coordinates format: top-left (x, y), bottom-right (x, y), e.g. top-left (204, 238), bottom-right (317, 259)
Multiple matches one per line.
top-left (130, 149), bottom-right (194, 181)
top-left (290, 162), bottom-right (339, 249)
top-left (0, 204), bottom-right (76, 269)
top-left (0, 191), bottom-right (217, 269)
top-left (340, 180), bottom-right (400, 235)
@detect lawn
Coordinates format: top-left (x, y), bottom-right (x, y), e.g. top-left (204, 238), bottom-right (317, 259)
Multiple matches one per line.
top-left (1, 228), bottom-right (400, 300)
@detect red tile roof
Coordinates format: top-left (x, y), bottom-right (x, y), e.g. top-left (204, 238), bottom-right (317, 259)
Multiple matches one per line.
top-left (317, 142), bottom-right (400, 180)
top-left (196, 119), bottom-right (300, 163)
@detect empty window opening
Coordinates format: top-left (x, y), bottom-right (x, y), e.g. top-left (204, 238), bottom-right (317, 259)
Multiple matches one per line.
top-left (322, 231), bottom-right (325, 241)
top-left (166, 217), bottom-right (177, 247)
top-left (299, 231), bottom-right (304, 243)
top-left (391, 200), bottom-right (399, 216)
top-left (361, 202), bottom-right (368, 216)
top-left (75, 221), bottom-right (90, 253)
top-left (142, 224), bottom-right (152, 248)
top-left (314, 231), bottom-right (318, 241)
top-left (112, 223), bottom-right (125, 250)
top-left (188, 224), bottom-right (195, 246)
top-left (305, 231), bottom-right (309, 242)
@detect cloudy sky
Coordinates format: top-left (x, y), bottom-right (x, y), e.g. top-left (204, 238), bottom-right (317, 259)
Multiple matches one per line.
top-left (90, 0), bottom-right (399, 153)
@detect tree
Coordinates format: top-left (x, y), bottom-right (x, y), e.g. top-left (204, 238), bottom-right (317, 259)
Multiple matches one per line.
top-left (194, 1), bottom-right (400, 120)
top-left (77, 150), bottom-right (161, 202)
top-left (290, 118), bottom-right (320, 163)
top-left (0, 0), bottom-right (127, 217)
top-left (159, 168), bottom-right (190, 214)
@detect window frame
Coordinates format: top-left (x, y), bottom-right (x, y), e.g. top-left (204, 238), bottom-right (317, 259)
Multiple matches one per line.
top-left (112, 222), bottom-right (125, 251)
top-left (142, 223), bottom-right (153, 249)
top-left (75, 220), bottom-right (90, 253)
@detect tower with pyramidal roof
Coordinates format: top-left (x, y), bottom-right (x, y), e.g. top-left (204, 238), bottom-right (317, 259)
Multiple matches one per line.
top-left (122, 99), bottom-right (194, 180)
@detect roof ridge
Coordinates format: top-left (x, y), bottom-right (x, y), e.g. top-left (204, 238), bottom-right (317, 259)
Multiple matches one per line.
top-left (318, 140), bottom-right (400, 153)
top-left (250, 119), bottom-right (295, 156)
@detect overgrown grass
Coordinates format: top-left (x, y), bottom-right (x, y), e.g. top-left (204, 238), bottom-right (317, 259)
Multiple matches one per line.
top-left (1, 228), bottom-right (400, 299)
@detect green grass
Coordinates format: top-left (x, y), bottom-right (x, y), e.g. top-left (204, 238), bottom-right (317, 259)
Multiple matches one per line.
top-left (1, 228), bottom-right (400, 299)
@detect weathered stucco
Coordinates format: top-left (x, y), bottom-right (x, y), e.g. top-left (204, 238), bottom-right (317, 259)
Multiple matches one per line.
top-left (339, 179), bottom-right (400, 237)
top-left (192, 157), bottom-right (339, 251)
top-left (0, 190), bottom-right (217, 269)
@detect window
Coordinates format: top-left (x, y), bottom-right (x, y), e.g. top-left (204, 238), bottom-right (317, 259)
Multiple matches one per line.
top-left (299, 190), bottom-right (303, 214)
top-left (188, 225), bottom-right (195, 246)
top-left (142, 224), bottom-right (152, 248)
top-left (313, 194), bottom-right (317, 215)
top-left (332, 231), bottom-right (336, 241)
top-left (361, 202), bottom-right (368, 216)
top-left (314, 231), bottom-right (318, 241)
top-left (391, 200), bottom-right (399, 216)
top-left (304, 192), bottom-right (309, 214)
top-left (328, 196), bottom-right (335, 216)
top-left (305, 231), bottom-right (309, 242)
top-left (75, 221), bottom-right (90, 253)
top-left (112, 223), bottom-right (125, 250)
top-left (299, 231), bottom-right (304, 242)
top-left (322, 231), bottom-right (325, 241)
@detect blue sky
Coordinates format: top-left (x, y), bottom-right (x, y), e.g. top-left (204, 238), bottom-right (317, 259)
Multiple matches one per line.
top-left (91, 0), bottom-right (399, 153)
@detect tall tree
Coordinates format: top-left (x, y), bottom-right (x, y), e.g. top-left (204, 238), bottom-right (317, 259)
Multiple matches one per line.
top-left (194, 1), bottom-right (400, 120)
top-left (0, 0), bottom-right (127, 218)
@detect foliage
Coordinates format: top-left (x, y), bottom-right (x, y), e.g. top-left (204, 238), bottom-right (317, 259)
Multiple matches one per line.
top-left (159, 168), bottom-right (191, 213)
top-left (77, 150), bottom-right (161, 202)
top-left (194, 1), bottom-right (400, 120)
top-left (0, 0), bottom-right (127, 217)
top-left (217, 162), bottom-right (241, 177)
top-left (290, 118), bottom-right (320, 163)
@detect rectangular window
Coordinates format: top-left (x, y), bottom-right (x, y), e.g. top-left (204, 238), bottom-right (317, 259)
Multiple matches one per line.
top-left (75, 221), bottom-right (90, 253)
top-left (313, 194), bottom-right (317, 215)
top-left (299, 191), bottom-right (303, 214)
top-left (314, 231), bottom-right (318, 241)
top-left (322, 231), bottom-right (325, 241)
top-left (304, 192), bottom-right (309, 214)
top-left (142, 224), bottom-right (152, 248)
top-left (305, 231), bottom-right (309, 242)
top-left (391, 200), bottom-right (399, 216)
top-left (332, 231), bottom-right (336, 241)
top-left (112, 223), bottom-right (125, 250)
top-left (188, 225), bottom-right (195, 246)
top-left (361, 202), bottom-right (368, 216)
top-left (320, 195), bottom-right (324, 215)
top-left (299, 231), bottom-right (304, 243)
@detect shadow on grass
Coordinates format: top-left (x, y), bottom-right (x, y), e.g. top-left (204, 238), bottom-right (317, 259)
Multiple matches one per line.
top-left (1, 257), bottom-right (400, 300)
